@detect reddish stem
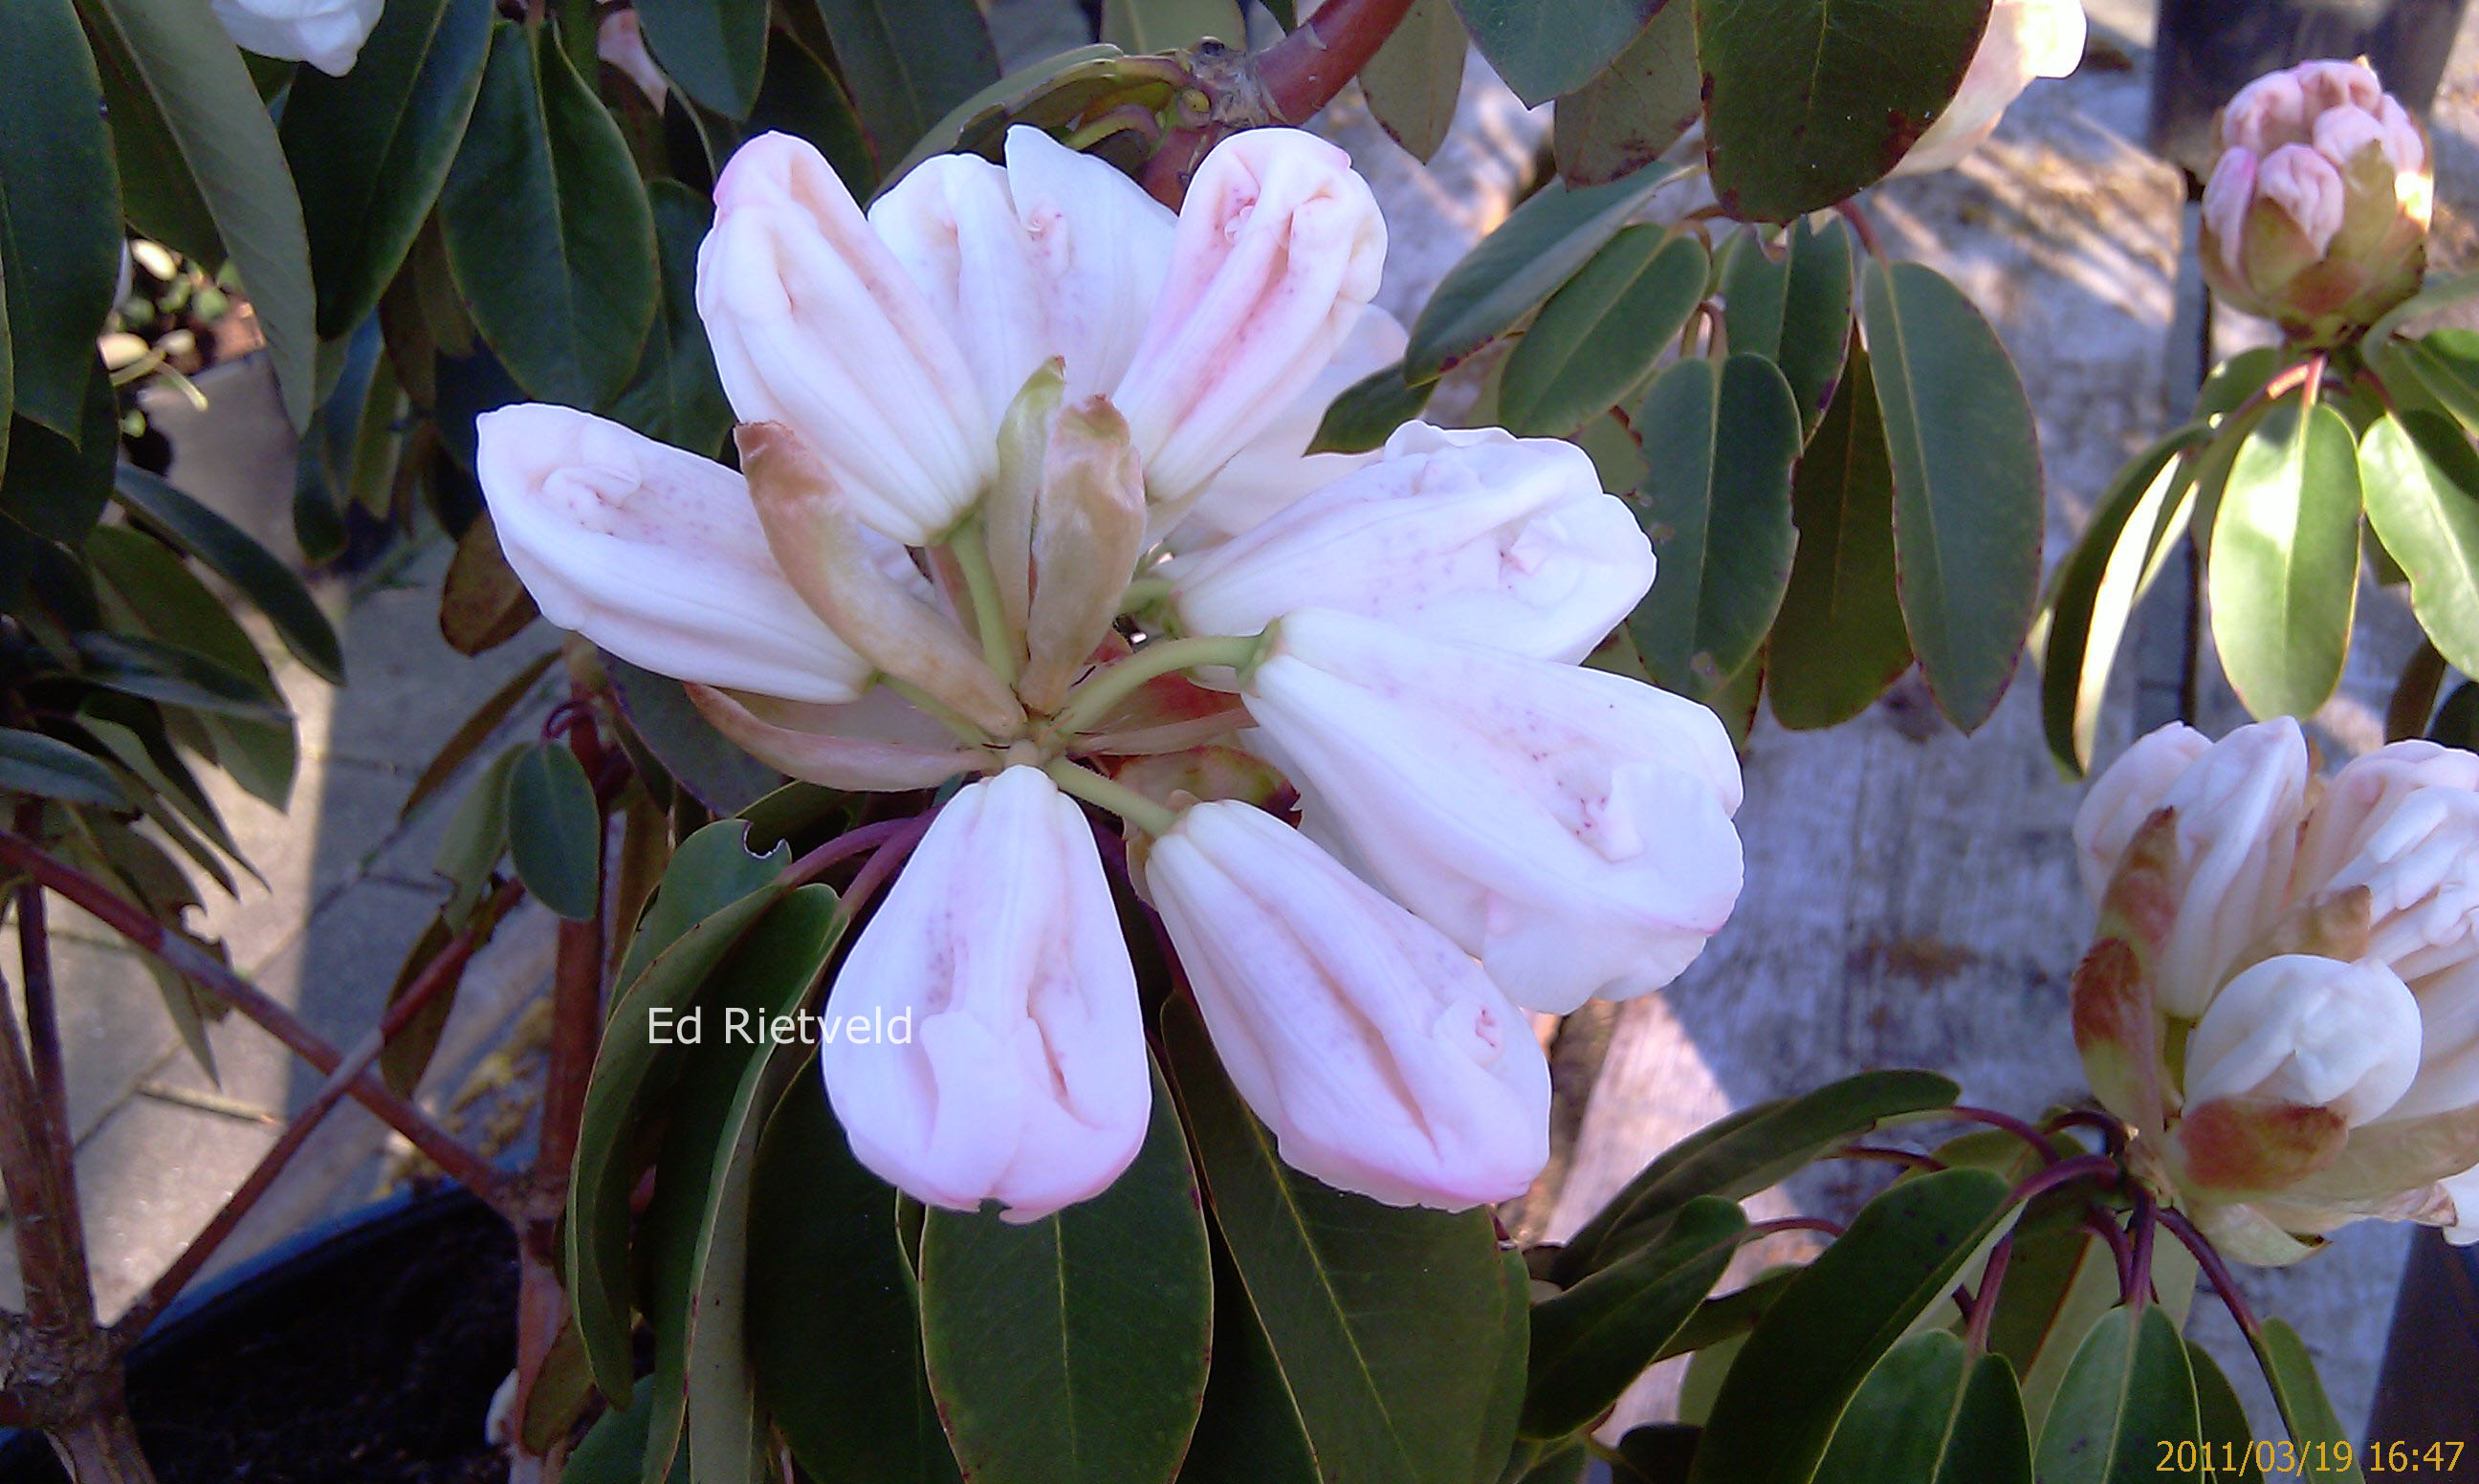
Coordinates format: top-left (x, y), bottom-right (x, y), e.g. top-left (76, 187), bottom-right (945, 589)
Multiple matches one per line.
top-left (1744, 1215), bottom-right (1846, 1241)
top-left (1253, 0), bottom-right (1419, 121)
top-left (1832, 1145), bottom-right (1946, 1171)
top-left (1965, 1233), bottom-right (2016, 1354)
top-left (1835, 200), bottom-right (1888, 260)
top-left (0, 832), bottom-right (513, 1211)
top-left (2125, 1190), bottom-right (2159, 1310)
top-left (785, 817), bottom-right (919, 886)
top-left (2155, 1206), bottom-right (2264, 1342)
top-left (1950, 1104), bottom-right (2065, 1166)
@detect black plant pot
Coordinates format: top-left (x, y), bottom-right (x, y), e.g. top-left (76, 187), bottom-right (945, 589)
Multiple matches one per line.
top-left (0, 1186), bottom-right (516, 1484)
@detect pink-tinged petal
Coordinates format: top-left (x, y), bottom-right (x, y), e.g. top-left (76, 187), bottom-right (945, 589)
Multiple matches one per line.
top-left (686, 684), bottom-right (988, 792)
top-left (1165, 304), bottom-right (1408, 550)
top-left (867, 152), bottom-right (1056, 440)
top-left (697, 132), bottom-right (991, 543)
top-left (2257, 142), bottom-right (2349, 257)
top-left (473, 404), bottom-right (870, 703)
top-left (2293, 58), bottom-right (2383, 116)
top-left (821, 767), bottom-right (1151, 1221)
top-left (1001, 126), bottom-right (1178, 400)
top-left (1113, 128), bottom-right (1387, 513)
top-left (1146, 799), bottom-right (1549, 1209)
top-left (597, 11), bottom-right (668, 109)
top-left (2201, 147), bottom-right (2259, 276)
top-left (2222, 69), bottom-right (2311, 155)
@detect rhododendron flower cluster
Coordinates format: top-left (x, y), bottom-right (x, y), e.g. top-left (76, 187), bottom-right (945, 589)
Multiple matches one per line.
top-left (2073, 718), bottom-right (2479, 1262)
top-left (476, 125), bottom-right (1744, 1219)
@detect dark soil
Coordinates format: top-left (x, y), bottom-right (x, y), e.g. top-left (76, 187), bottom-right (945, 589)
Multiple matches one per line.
top-left (3, 1195), bottom-right (516, 1484)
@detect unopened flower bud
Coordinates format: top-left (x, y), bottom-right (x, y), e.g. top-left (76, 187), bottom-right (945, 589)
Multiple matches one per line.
top-left (2199, 59), bottom-right (2431, 344)
top-left (823, 767), bottom-right (1151, 1222)
top-left (1145, 799), bottom-right (1549, 1209)
top-left (1021, 396), bottom-right (1147, 712)
top-left (1165, 424), bottom-right (1653, 666)
top-left (737, 422), bottom-right (1024, 736)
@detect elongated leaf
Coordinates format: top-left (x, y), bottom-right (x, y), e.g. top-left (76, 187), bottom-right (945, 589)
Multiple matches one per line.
top-left (1502, 227), bottom-right (1707, 436)
top-left (1405, 164), bottom-right (1680, 382)
top-left (433, 744), bottom-right (519, 927)
top-left (74, 632), bottom-right (287, 721)
top-left (2256, 1320), bottom-right (2364, 1484)
top-left (636, 0), bottom-right (768, 117)
top-left (568, 821), bottom-right (790, 1399)
top-left (751, 1071), bottom-right (961, 1484)
top-left (2207, 400), bottom-right (2361, 721)
top-left (810, 0), bottom-right (998, 162)
top-left (1721, 219), bottom-right (1856, 430)
top-left (1505, 1441), bottom-right (1591, 1484)
top-left (1686, 1168), bottom-right (2016, 1484)
top-left (2, 360), bottom-right (115, 544)
top-left (681, 890), bottom-right (845, 1484)
top-left (111, 465), bottom-right (344, 685)
top-left (1359, 0), bottom-right (1467, 163)
top-left (281, 0), bottom-right (491, 338)
top-left (1863, 258), bottom-right (2044, 731)
top-left (1176, 1236), bottom-right (1318, 1484)
top-left (0, 728), bottom-right (128, 808)
top-left (84, 0), bottom-right (317, 427)
top-left (1308, 360), bottom-right (1437, 454)
top-left (2039, 428), bottom-right (2207, 773)
top-left (1521, 1195), bottom-right (1746, 1438)
top-left (2033, 1306), bottom-right (2200, 1484)
top-left (923, 1058), bottom-right (1211, 1484)
top-left (400, 648), bottom-right (559, 819)
top-left (1164, 997), bottom-right (1510, 1484)
top-left (440, 20), bottom-right (659, 408)
top-left (1558, 1070), bottom-right (1959, 1278)
top-left (440, 511), bottom-right (538, 656)
top-left (2186, 1342), bottom-right (2263, 1484)
top-left (1, 0), bottom-right (121, 439)
top-left (608, 656), bottom-right (783, 814)
top-left (1770, 344), bottom-right (1910, 728)
top-left (1452, 0), bottom-right (1656, 105)
top-left (1985, 1227), bottom-right (2123, 1439)
top-left (1102, 0), bottom-right (1246, 49)
top-left (1629, 353), bottom-right (1802, 700)
top-left (1699, 0), bottom-right (1989, 221)
top-left (2360, 411), bottom-right (2479, 677)
top-left (1814, 1331), bottom-right (2032, 1484)
top-left (606, 183), bottom-right (733, 458)
top-left (506, 739), bottom-right (602, 920)
top-left (1554, 0), bottom-right (1699, 187)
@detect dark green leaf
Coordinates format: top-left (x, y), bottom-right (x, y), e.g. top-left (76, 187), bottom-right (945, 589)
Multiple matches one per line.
top-left (608, 655), bottom-right (784, 815)
top-left (1405, 165), bottom-right (1681, 383)
top-left (1685, 1168), bottom-right (2016, 1484)
top-left (281, 0), bottom-right (492, 338)
top-left (2359, 411), bottom-right (2479, 677)
top-left (1984, 1227), bottom-right (2124, 1439)
top-left (1770, 343), bottom-right (1910, 729)
top-left (1503, 1440), bottom-right (1591, 1484)
top-left (1501, 227), bottom-right (1707, 436)
top-left (1616, 1424), bottom-right (1700, 1483)
top-left (5, 361), bottom-right (118, 543)
top-left (0, 727), bottom-right (128, 807)
top-left (111, 464), bottom-right (345, 684)
top-left (1814, 1331), bottom-right (2032, 1484)
top-left (2206, 400), bottom-right (2361, 721)
top-left (1629, 353), bottom-right (1802, 700)
top-left (2038, 428), bottom-right (2207, 774)
top-left (809, 0), bottom-right (998, 164)
top-left (1744, 219), bottom-right (1857, 429)
top-left (1554, 0), bottom-right (1699, 188)
top-left (736, 33), bottom-right (874, 193)
top-left (2186, 1342), bottom-right (2262, 1484)
top-left (2032, 1306), bottom-right (2200, 1484)
top-left (1359, 0), bottom-right (1467, 163)
top-left (377, 913), bottom-right (465, 1096)
top-left (2196, 348), bottom-right (2281, 424)
top-left (751, 1069), bottom-right (962, 1484)
top-left (1175, 1236), bottom-right (1319, 1484)
top-left (922, 1058), bottom-right (1211, 1484)
top-left (83, 0), bottom-right (318, 426)
top-left (2256, 1320), bottom-right (2364, 1484)
top-left (433, 743), bottom-right (520, 927)
top-left (1559, 1070), bottom-right (1958, 1278)
top-left (1521, 1195), bottom-right (1746, 1438)
top-left (568, 820), bottom-right (789, 1399)
top-left (1451, 0), bottom-right (1656, 105)
top-left (606, 182), bottom-right (734, 458)
top-left (1102, 0), bottom-right (1246, 50)
top-left (1699, 0), bottom-right (1988, 221)
top-left (505, 738), bottom-right (602, 920)
top-left (0, 0), bottom-right (121, 439)
top-left (74, 632), bottom-right (287, 721)
top-left (440, 20), bottom-right (659, 407)
top-left (1863, 258), bottom-right (2044, 731)
top-left (1307, 360), bottom-right (1436, 454)
top-left (635, 0), bottom-right (768, 117)
top-left (680, 889), bottom-right (845, 1484)
top-left (1164, 996), bottom-right (1510, 1484)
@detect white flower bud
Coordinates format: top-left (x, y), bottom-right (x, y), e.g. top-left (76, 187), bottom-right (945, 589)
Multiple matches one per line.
top-left (210, 0), bottom-right (382, 75)
top-left (2184, 954), bottom-right (2422, 1125)
top-left (822, 767), bottom-right (1151, 1222)
top-left (1145, 799), bottom-right (1549, 1209)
